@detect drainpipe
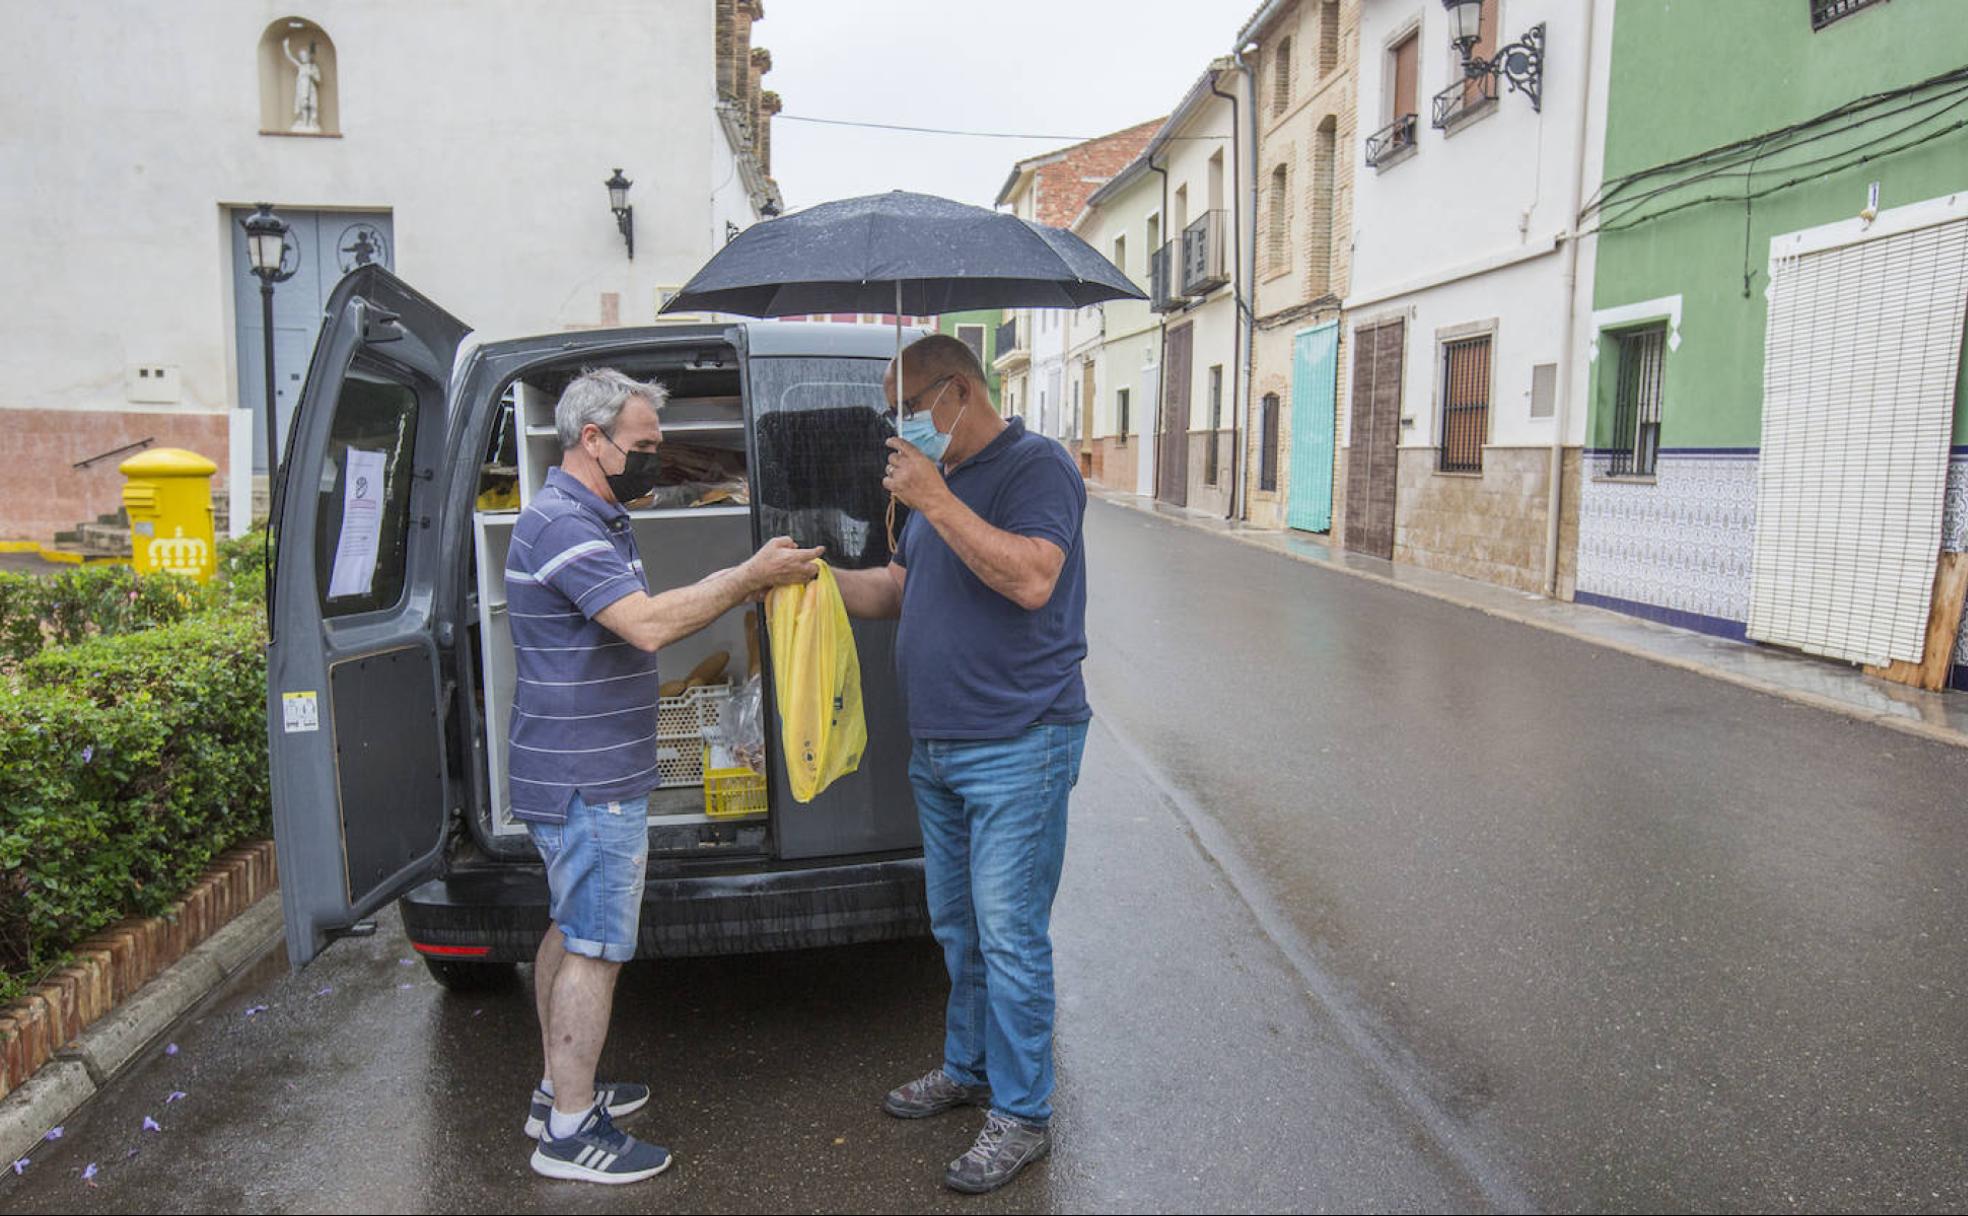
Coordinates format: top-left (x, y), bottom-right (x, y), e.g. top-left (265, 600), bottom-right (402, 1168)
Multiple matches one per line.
top-left (1209, 64), bottom-right (1247, 522)
top-left (1543, 0), bottom-right (1600, 598)
top-left (1151, 152), bottom-right (1172, 503)
top-left (1234, 44), bottom-right (1261, 521)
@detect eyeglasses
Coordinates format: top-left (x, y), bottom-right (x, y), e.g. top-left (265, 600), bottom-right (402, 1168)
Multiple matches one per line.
top-left (889, 374), bottom-right (956, 420)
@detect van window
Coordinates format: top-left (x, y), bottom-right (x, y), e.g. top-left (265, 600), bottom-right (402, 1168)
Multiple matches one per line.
top-left (313, 369), bottom-right (421, 617)
top-left (749, 356), bottom-right (894, 569)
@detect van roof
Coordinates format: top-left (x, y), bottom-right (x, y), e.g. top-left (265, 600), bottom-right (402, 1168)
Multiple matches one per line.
top-left (476, 319), bottom-right (929, 364)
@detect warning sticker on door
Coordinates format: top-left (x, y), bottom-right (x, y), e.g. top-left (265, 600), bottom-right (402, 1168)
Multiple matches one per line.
top-left (282, 691), bottom-right (320, 733)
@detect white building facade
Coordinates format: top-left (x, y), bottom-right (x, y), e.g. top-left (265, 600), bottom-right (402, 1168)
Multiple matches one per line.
top-left (1343, 0), bottom-right (1610, 593)
top-left (0, 0), bottom-right (779, 541)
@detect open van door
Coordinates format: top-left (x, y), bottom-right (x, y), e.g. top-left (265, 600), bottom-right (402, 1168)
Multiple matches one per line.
top-left (266, 266), bottom-right (470, 966)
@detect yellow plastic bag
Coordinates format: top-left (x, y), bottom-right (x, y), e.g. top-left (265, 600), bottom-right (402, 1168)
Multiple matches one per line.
top-left (764, 561), bottom-right (866, 802)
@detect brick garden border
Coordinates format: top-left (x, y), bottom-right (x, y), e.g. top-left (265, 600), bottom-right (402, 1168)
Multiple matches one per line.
top-left (0, 840), bottom-right (277, 1101)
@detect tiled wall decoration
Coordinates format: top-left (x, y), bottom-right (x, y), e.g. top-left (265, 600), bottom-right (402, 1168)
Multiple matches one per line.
top-left (1575, 451), bottom-right (1760, 627)
top-left (1578, 449), bottom-right (1968, 679)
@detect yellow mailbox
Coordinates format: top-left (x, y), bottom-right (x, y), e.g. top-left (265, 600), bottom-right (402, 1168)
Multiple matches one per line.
top-left (120, 447), bottom-right (219, 581)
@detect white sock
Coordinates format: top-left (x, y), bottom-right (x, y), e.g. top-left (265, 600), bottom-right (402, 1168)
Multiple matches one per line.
top-left (538, 1077), bottom-right (554, 1098)
top-left (546, 1102), bottom-right (588, 1140)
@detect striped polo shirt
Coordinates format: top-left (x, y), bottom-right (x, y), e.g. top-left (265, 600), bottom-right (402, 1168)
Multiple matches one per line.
top-left (505, 466), bottom-right (660, 823)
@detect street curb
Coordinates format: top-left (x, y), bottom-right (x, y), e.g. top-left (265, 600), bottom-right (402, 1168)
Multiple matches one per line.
top-left (0, 894), bottom-right (284, 1168)
top-left (1094, 489), bottom-right (1968, 754)
top-left (0, 1061), bottom-right (93, 1168)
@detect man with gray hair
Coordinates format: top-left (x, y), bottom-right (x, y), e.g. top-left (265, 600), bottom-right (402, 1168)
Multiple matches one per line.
top-left (507, 367), bottom-right (821, 1183)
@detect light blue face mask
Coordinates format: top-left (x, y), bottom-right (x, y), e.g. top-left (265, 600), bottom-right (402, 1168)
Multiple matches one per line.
top-left (897, 380), bottom-right (962, 463)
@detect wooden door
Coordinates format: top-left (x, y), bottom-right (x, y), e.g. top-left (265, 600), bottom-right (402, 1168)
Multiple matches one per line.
top-left (1344, 318), bottom-right (1404, 558)
top-left (1159, 323), bottom-right (1193, 507)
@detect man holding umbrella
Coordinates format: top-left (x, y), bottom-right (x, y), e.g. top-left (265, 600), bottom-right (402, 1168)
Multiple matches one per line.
top-left (834, 333), bottom-right (1090, 1195)
top-left (660, 190), bottom-right (1136, 1194)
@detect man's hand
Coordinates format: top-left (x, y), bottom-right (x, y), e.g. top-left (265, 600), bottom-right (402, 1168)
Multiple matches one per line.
top-left (883, 437), bottom-right (952, 512)
top-left (742, 536), bottom-right (825, 593)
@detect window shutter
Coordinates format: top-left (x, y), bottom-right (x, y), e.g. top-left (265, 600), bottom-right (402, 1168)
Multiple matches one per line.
top-left (1747, 218), bottom-right (1968, 665)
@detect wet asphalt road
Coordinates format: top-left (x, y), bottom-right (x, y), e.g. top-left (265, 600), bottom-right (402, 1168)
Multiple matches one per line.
top-left (7, 499), bottom-right (1968, 1212)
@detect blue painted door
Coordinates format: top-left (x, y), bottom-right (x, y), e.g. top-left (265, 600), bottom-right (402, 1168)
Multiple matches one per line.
top-left (1286, 322), bottom-right (1337, 532)
top-left (231, 210), bottom-right (394, 472)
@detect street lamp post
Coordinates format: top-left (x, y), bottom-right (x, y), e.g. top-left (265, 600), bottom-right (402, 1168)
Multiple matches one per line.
top-left (239, 203), bottom-right (297, 494)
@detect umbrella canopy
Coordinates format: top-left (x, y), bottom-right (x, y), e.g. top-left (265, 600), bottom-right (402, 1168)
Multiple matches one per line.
top-left (660, 190), bottom-right (1147, 318)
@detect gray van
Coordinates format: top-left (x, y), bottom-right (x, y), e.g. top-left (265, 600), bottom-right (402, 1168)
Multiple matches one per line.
top-left (266, 265), bottom-right (928, 985)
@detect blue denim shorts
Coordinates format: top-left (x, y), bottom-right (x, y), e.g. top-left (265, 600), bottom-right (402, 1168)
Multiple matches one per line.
top-left (527, 792), bottom-right (649, 962)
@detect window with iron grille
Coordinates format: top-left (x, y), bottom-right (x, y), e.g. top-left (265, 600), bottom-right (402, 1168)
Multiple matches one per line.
top-left (1608, 325), bottom-right (1665, 476)
top-left (1438, 336), bottom-right (1490, 473)
top-left (1117, 388), bottom-right (1130, 445)
top-left (1811, 0), bottom-right (1887, 30)
top-left (1206, 365), bottom-right (1224, 485)
top-left (1260, 393), bottom-right (1280, 491)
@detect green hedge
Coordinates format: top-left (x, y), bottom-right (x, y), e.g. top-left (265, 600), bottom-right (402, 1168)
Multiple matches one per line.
top-left (0, 539), bottom-right (270, 1001)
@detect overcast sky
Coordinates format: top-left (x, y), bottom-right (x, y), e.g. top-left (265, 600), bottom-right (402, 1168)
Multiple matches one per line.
top-left (761, 0), bottom-right (1259, 211)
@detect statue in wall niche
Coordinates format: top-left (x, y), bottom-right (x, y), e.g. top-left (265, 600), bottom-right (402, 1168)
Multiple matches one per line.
top-left (284, 36), bottom-right (323, 133)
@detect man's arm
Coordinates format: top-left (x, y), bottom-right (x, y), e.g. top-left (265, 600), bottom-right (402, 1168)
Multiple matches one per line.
top-left (595, 537), bottom-right (821, 652)
top-left (883, 439), bottom-right (1065, 612)
top-left (833, 562), bottom-right (906, 620)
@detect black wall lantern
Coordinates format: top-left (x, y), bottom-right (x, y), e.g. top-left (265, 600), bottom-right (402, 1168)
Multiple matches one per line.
top-left (1442, 0), bottom-right (1544, 112)
top-left (605, 167), bottom-right (634, 260)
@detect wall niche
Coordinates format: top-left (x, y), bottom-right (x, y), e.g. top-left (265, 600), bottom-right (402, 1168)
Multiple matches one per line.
top-left (258, 17), bottom-right (339, 136)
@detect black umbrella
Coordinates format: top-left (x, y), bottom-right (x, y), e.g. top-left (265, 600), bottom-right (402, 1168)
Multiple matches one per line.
top-left (660, 190), bottom-right (1147, 320)
top-left (662, 190), bottom-right (1144, 552)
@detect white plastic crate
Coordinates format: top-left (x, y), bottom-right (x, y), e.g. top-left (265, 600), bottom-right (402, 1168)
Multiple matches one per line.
top-left (655, 684), bottom-right (732, 787)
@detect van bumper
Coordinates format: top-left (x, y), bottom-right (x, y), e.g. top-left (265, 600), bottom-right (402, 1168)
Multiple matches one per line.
top-left (398, 857), bottom-right (930, 961)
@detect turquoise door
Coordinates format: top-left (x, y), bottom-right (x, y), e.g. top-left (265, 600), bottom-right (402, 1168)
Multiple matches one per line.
top-left (1286, 322), bottom-right (1337, 532)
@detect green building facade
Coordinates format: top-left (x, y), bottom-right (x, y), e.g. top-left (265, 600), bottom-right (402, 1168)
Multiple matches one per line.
top-left (938, 309), bottom-right (1003, 408)
top-left (1577, 0), bottom-right (1968, 689)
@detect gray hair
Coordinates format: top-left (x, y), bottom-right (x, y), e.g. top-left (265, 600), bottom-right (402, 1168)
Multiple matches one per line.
top-left (554, 367), bottom-right (667, 448)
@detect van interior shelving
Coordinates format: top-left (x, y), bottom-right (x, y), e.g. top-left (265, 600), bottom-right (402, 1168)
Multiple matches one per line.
top-left (464, 345), bottom-right (765, 857)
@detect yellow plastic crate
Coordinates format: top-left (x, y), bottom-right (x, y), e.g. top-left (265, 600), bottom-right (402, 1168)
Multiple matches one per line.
top-left (702, 747), bottom-right (767, 819)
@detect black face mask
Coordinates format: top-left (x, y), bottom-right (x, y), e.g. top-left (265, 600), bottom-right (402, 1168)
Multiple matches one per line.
top-left (601, 432), bottom-right (663, 503)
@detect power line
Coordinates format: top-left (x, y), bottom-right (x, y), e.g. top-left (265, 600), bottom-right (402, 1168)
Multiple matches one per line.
top-left (777, 114), bottom-right (1097, 140)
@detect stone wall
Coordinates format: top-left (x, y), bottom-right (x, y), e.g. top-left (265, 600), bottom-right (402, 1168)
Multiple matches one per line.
top-left (1394, 445), bottom-right (1579, 594)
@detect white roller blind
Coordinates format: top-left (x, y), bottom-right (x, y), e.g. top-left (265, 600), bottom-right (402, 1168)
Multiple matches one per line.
top-left (1748, 217), bottom-right (1968, 666)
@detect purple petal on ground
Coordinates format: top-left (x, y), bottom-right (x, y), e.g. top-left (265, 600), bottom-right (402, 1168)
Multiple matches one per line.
top-left (142, 1116), bottom-right (161, 1132)
top-left (12, 1159), bottom-right (27, 1176)
top-left (81, 744), bottom-right (94, 764)
top-left (82, 1162), bottom-right (98, 1181)
top-left (164, 1043), bottom-right (178, 1056)
top-left (399, 957), bottom-right (414, 966)
top-left (397, 982), bottom-right (414, 990)
top-left (244, 1004), bottom-right (268, 1017)
top-left (315, 986), bottom-right (334, 997)
top-left (124, 1148), bottom-right (140, 1160)
top-left (472, 1008), bottom-right (483, 1017)
top-left (44, 1127), bottom-right (62, 1141)
top-left (165, 1091), bottom-right (187, 1104)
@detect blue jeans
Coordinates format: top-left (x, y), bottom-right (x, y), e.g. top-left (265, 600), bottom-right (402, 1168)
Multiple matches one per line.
top-left (527, 793), bottom-right (649, 962)
top-left (909, 721), bottom-right (1089, 1125)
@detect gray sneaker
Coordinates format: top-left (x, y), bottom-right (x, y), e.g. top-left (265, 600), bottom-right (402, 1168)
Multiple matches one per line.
top-left (883, 1067), bottom-right (992, 1119)
top-left (944, 1110), bottom-right (1051, 1194)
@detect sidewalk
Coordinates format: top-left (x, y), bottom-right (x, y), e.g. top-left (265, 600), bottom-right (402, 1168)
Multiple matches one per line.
top-left (1093, 488), bottom-right (1968, 752)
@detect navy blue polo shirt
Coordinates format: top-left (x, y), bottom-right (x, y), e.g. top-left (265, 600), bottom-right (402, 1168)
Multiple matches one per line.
top-left (504, 467), bottom-right (660, 822)
top-left (893, 417), bottom-right (1090, 740)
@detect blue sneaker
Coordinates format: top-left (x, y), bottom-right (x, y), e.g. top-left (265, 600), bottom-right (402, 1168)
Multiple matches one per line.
top-left (523, 1081), bottom-right (650, 1139)
top-left (529, 1105), bottom-right (672, 1184)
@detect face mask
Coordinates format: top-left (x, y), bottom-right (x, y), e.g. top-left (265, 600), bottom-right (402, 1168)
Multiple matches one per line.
top-left (599, 432), bottom-right (663, 503)
top-left (897, 381), bottom-right (963, 463)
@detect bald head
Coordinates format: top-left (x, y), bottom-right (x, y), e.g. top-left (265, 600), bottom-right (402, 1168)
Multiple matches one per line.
top-left (886, 333), bottom-right (988, 396)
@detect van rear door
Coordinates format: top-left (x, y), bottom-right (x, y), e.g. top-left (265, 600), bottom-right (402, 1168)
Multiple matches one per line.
top-left (744, 342), bottom-right (923, 859)
top-left (266, 266), bottom-right (470, 966)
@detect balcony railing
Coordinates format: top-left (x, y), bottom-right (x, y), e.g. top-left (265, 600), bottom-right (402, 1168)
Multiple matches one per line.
top-left (1432, 69), bottom-right (1496, 129)
top-left (1180, 210), bottom-right (1230, 297)
top-left (1150, 241), bottom-right (1189, 313)
top-left (1364, 113), bottom-right (1417, 168)
top-left (995, 317), bottom-right (1021, 356)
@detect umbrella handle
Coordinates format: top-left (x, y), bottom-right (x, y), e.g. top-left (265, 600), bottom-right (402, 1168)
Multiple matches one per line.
top-left (885, 493), bottom-right (899, 558)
